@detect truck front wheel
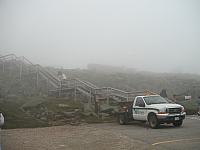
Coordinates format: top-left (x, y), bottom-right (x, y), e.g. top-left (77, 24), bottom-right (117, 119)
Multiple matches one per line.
top-left (173, 120), bottom-right (183, 127)
top-left (148, 114), bottom-right (159, 129)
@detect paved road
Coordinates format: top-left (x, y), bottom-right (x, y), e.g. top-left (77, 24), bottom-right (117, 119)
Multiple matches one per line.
top-left (93, 115), bottom-right (200, 150)
top-left (1, 115), bottom-right (200, 150)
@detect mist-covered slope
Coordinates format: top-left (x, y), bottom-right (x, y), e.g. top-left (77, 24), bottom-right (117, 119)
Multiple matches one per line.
top-left (63, 64), bottom-right (200, 99)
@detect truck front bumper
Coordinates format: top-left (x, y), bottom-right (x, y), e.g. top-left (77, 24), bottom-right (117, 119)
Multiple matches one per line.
top-left (156, 112), bottom-right (186, 123)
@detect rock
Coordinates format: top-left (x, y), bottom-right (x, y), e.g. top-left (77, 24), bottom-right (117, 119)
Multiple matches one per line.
top-left (101, 113), bottom-right (110, 117)
top-left (41, 112), bottom-right (46, 116)
top-left (74, 109), bottom-right (80, 113)
top-left (40, 117), bottom-right (47, 121)
top-left (58, 104), bottom-right (69, 108)
top-left (36, 114), bottom-right (40, 118)
top-left (100, 108), bottom-right (114, 114)
top-left (81, 112), bottom-right (98, 117)
top-left (70, 121), bottom-right (80, 126)
top-left (62, 111), bottom-right (75, 118)
top-left (54, 114), bottom-right (64, 120)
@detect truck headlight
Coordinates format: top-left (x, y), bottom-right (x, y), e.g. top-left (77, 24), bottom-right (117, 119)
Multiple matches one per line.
top-left (181, 107), bottom-right (185, 112)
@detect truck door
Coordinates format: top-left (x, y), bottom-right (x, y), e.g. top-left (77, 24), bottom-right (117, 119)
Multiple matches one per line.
top-left (133, 97), bottom-right (146, 120)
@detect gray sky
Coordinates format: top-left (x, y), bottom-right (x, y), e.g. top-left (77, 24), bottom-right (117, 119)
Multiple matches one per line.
top-left (0, 0), bottom-right (200, 73)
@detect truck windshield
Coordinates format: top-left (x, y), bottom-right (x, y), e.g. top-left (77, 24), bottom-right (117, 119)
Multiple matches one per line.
top-left (144, 96), bottom-right (169, 105)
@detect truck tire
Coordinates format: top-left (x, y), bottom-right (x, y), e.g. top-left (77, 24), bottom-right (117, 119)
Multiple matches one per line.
top-left (118, 114), bottom-right (127, 125)
top-left (173, 120), bottom-right (183, 127)
top-left (148, 114), bottom-right (159, 129)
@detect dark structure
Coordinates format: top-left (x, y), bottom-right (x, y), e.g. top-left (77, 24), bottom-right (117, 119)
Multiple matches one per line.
top-left (160, 89), bottom-right (168, 98)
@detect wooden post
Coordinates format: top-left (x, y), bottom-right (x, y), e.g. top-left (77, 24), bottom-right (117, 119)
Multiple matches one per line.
top-left (94, 94), bottom-right (100, 117)
top-left (98, 101), bottom-right (100, 119)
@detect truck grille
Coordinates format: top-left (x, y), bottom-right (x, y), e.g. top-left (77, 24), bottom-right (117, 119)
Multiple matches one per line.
top-left (168, 108), bottom-right (181, 114)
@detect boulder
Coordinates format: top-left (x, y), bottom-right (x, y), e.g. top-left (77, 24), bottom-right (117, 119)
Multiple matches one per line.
top-left (62, 111), bottom-right (75, 118)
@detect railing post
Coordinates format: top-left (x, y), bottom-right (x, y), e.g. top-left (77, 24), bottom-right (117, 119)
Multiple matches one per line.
top-left (19, 57), bottom-right (23, 81)
top-left (46, 79), bottom-right (49, 94)
top-left (94, 94), bottom-right (98, 113)
top-left (36, 65), bottom-right (39, 89)
top-left (106, 88), bottom-right (109, 105)
top-left (89, 88), bottom-right (92, 105)
top-left (58, 80), bottom-right (62, 97)
top-left (126, 94), bottom-right (129, 101)
top-left (74, 79), bottom-right (77, 101)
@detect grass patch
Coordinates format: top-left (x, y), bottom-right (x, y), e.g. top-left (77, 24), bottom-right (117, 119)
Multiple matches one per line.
top-left (0, 98), bottom-right (48, 129)
top-left (23, 97), bottom-right (82, 113)
top-left (0, 96), bottom-right (115, 129)
top-left (178, 100), bottom-right (199, 115)
top-left (42, 97), bottom-right (82, 112)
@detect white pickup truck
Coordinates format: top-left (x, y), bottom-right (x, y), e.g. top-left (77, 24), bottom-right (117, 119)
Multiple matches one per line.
top-left (117, 95), bottom-right (186, 128)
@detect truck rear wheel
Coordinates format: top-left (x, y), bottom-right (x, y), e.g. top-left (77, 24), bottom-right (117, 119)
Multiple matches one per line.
top-left (118, 114), bottom-right (127, 125)
top-left (173, 120), bottom-right (183, 127)
top-left (148, 114), bottom-right (159, 129)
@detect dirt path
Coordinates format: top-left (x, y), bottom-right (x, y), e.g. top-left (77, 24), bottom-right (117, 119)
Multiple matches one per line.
top-left (1, 124), bottom-right (152, 150)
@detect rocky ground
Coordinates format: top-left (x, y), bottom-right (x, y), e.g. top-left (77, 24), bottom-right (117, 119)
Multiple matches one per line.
top-left (1, 124), bottom-right (153, 150)
top-left (2, 117), bottom-right (200, 150)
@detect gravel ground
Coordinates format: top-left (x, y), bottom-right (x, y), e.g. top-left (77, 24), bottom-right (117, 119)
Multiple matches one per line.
top-left (1, 124), bottom-right (153, 150)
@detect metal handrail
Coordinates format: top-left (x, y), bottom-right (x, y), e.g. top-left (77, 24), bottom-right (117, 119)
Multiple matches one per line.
top-left (0, 54), bottom-right (60, 87)
top-left (0, 53), bottom-right (17, 59)
top-left (0, 54), bottom-right (157, 101)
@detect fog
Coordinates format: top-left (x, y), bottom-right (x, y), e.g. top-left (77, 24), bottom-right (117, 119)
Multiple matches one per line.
top-left (0, 0), bottom-right (199, 74)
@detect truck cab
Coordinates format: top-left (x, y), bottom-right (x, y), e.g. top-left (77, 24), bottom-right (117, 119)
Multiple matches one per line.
top-left (118, 95), bottom-right (186, 128)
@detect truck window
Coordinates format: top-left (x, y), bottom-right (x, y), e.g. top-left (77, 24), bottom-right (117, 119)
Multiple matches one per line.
top-left (144, 96), bottom-right (168, 105)
top-left (135, 97), bottom-right (145, 107)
